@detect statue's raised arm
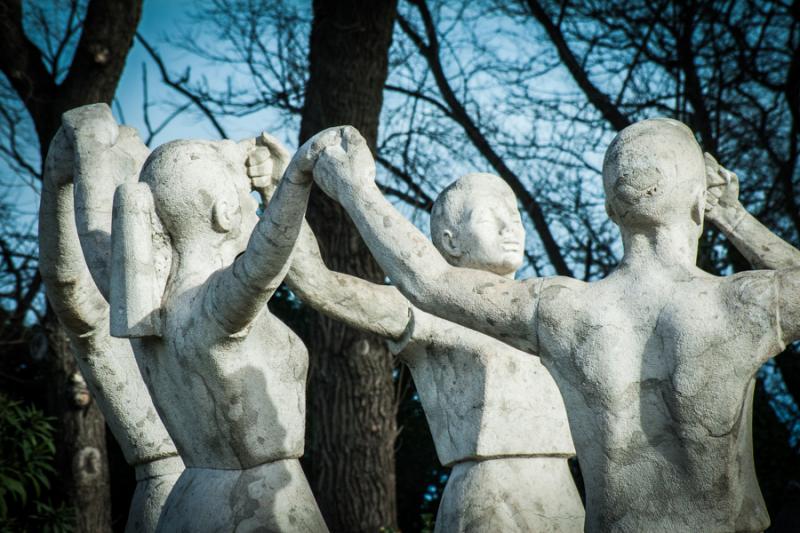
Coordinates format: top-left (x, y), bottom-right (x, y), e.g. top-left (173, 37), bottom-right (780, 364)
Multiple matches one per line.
top-left (285, 219), bottom-right (412, 340)
top-left (201, 130), bottom-right (332, 335)
top-left (242, 132), bottom-right (412, 340)
top-left (704, 152), bottom-right (800, 270)
top-left (39, 127), bottom-right (108, 334)
top-left (61, 104), bottom-right (150, 299)
top-left (39, 106), bottom-right (182, 533)
top-left (703, 152), bottom-right (800, 352)
top-left (311, 127), bottom-right (545, 354)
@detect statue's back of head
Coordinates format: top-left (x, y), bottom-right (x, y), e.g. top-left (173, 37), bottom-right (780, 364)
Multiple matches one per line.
top-left (140, 139), bottom-right (247, 242)
top-left (602, 118), bottom-right (705, 228)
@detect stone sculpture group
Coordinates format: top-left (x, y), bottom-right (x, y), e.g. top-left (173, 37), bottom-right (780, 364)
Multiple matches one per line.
top-left (39, 103), bottom-right (799, 532)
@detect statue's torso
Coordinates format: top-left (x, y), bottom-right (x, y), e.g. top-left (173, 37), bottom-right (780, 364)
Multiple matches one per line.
top-left (538, 269), bottom-right (782, 532)
top-left (135, 283), bottom-right (308, 469)
top-left (392, 307), bottom-right (574, 466)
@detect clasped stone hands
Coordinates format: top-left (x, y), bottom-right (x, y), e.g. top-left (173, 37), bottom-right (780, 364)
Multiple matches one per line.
top-left (244, 126), bottom-right (363, 202)
top-left (312, 126), bottom-right (376, 202)
top-left (63, 104), bottom-right (149, 181)
top-left (45, 103), bottom-right (148, 189)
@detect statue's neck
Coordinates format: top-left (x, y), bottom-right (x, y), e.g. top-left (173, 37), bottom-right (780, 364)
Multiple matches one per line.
top-left (619, 222), bottom-right (700, 273)
top-left (169, 238), bottom-right (237, 287)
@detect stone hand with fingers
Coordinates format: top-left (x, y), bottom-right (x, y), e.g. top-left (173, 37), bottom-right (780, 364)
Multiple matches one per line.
top-left (243, 132), bottom-right (291, 203)
top-left (245, 127), bottom-right (355, 204)
top-left (311, 126), bottom-right (376, 203)
top-left (704, 152), bottom-right (740, 218)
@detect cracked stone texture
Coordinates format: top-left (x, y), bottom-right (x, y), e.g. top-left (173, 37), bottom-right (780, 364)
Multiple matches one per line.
top-left (389, 307), bottom-right (574, 465)
top-left (39, 105), bottom-right (184, 533)
top-left (438, 457), bottom-right (584, 532)
top-left (389, 307), bottom-right (582, 532)
top-left (157, 459), bottom-right (327, 532)
top-left (311, 119), bottom-right (800, 532)
top-left (284, 170), bottom-right (582, 531)
top-left (109, 127), bottom-right (348, 532)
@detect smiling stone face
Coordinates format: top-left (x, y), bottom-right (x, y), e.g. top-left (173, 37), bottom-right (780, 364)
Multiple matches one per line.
top-left (431, 173), bottom-right (525, 276)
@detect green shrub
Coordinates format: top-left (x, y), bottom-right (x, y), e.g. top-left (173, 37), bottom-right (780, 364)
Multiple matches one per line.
top-left (0, 394), bottom-right (74, 532)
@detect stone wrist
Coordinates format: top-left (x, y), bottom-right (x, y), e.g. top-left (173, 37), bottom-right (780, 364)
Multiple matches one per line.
top-left (711, 203), bottom-right (747, 235)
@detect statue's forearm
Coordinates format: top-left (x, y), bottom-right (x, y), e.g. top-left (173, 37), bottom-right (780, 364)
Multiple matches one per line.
top-left (712, 203), bottom-right (800, 270)
top-left (65, 106), bottom-right (149, 300)
top-left (337, 183), bottom-right (539, 353)
top-left (39, 180), bottom-right (108, 336)
top-left (341, 184), bottom-right (452, 300)
top-left (72, 148), bottom-right (120, 300)
top-left (286, 220), bottom-right (411, 340)
top-left (207, 173), bottom-right (312, 335)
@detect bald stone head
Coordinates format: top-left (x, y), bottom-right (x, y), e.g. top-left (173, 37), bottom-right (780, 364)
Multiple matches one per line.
top-left (140, 139), bottom-right (259, 249)
top-left (430, 173), bottom-right (525, 277)
top-left (603, 118), bottom-right (705, 230)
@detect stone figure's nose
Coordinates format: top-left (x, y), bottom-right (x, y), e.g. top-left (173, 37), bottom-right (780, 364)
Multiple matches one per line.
top-left (499, 218), bottom-right (517, 238)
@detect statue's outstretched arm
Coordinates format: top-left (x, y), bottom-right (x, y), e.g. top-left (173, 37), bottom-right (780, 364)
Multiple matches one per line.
top-left (39, 127), bottom-right (108, 336)
top-left (206, 127), bottom-right (346, 335)
top-left (62, 104), bottom-right (150, 300)
top-left (312, 127), bottom-right (542, 354)
top-left (286, 219), bottom-right (412, 341)
top-left (705, 153), bottom-right (800, 270)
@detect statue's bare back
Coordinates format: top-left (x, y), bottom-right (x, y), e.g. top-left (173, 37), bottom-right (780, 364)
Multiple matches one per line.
top-left (538, 265), bottom-right (781, 530)
top-left (311, 117), bottom-right (800, 532)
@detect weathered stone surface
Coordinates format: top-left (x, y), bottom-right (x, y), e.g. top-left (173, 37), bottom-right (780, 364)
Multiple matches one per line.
top-left (127, 456), bottom-right (184, 533)
top-left (311, 119), bottom-right (800, 532)
top-left (388, 307), bottom-right (574, 466)
top-left (283, 165), bottom-right (582, 531)
top-left (438, 457), bottom-right (583, 532)
top-left (157, 459), bottom-right (326, 532)
top-left (390, 307), bottom-right (582, 532)
top-left (39, 104), bottom-right (183, 533)
top-left (108, 125), bottom-right (347, 532)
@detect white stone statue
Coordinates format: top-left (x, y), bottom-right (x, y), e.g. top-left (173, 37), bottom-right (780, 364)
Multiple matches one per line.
top-left (39, 104), bottom-right (184, 533)
top-left (310, 118), bottom-right (800, 532)
top-left (107, 122), bottom-right (347, 532)
top-left (704, 152), bottom-right (800, 270)
top-left (265, 168), bottom-right (583, 531)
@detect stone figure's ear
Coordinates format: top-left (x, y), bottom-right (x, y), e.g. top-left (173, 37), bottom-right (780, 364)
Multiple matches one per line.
top-left (440, 229), bottom-right (463, 259)
top-left (110, 183), bottom-right (164, 338)
top-left (691, 189), bottom-right (705, 226)
top-left (211, 199), bottom-right (239, 234)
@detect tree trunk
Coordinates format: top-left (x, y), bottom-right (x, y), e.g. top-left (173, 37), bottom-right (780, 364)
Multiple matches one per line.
top-left (0, 2), bottom-right (143, 530)
top-left (298, 1), bottom-right (399, 531)
top-left (46, 316), bottom-right (111, 532)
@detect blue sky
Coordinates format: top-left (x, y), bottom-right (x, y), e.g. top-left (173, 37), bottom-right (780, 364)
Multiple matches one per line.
top-left (115, 0), bottom-right (290, 148)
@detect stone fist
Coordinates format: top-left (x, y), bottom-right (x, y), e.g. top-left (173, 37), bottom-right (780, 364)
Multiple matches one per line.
top-left (62, 103), bottom-right (120, 147)
top-left (243, 132), bottom-right (290, 202)
top-left (59, 103), bottom-right (149, 188)
top-left (284, 126), bottom-right (355, 186)
top-left (704, 152), bottom-right (740, 219)
top-left (312, 126), bottom-right (376, 202)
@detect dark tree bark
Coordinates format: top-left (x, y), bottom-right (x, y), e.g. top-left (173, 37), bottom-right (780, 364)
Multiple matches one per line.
top-left (298, 1), bottom-right (399, 531)
top-left (46, 323), bottom-right (112, 532)
top-left (0, 1), bottom-right (143, 531)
